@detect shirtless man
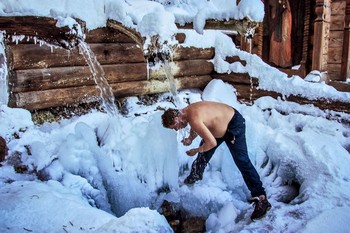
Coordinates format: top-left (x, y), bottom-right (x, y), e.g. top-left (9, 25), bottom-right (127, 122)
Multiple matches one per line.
top-left (161, 101), bottom-right (271, 220)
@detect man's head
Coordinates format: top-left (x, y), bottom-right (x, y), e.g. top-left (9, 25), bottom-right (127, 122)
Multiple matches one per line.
top-left (161, 108), bottom-right (180, 129)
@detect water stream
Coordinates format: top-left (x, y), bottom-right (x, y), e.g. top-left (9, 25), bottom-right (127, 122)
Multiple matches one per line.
top-left (78, 40), bottom-right (119, 118)
top-left (0, 32), bottom-right (8, 105)
top-left (161, 54), bottom-right (181, 107)
top-left (247, 38), bottom-right (254, 105)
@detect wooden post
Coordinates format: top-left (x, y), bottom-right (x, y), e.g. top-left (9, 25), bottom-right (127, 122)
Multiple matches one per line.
top-left (312, 0), bottom-right (331, 71)
top-left (341, 0), bottom-right (350, 81)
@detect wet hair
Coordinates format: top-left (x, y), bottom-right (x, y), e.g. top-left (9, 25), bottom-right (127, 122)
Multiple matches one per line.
top-left (161, 108), bottom-right (180, 128)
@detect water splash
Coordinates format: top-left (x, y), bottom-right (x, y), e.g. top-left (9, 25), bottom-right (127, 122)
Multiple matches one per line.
top-left (78, 39), bottom-right (119, 117)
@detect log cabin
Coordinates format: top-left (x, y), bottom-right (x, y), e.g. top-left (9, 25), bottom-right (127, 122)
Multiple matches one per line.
top-left (0, 0), bottom-right (349, 118)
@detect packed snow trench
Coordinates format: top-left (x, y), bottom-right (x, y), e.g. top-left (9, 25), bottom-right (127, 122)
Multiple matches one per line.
top-left (1, 79), bottom-right (350, 233)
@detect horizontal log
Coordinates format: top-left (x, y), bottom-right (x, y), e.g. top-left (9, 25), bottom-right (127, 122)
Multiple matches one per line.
top-left (9, 75), bottom-right (212, 110)
top-left (10, 63), bottom-right (148, 92)
top-left (1, 16), bottom-right (82, 49)
top-left (175, 33), bottom-right (186, 44)
top-left (224, 80), bottom-right (350, 115)
top-left (211, 73), bottom-right (257, 85)
top-left (107, 19), bottom-right (144, 50)
top-left (85, 28), bottom-right (135, 43)
top-left (111, 75), bottom-right (212, 97)
top-left (173, 47), bottom-right (214, 60)
top-left (328, 81), bottom-right (350, 92)
top-left (9, 43), bottom-right (145, 70)
top-left (149, 60), bottom-right (214, 79)
top-left (176, 17), bottom-right (259, 37)
top-left (10, 59), bottom-right (212, 92)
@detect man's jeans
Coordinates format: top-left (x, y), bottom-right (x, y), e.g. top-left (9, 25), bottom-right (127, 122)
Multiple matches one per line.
top-left (187, 109), bottom-right (266, 197)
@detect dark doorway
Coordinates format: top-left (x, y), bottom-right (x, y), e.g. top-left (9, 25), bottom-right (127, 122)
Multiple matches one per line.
top-left (262, 0), bottom-right (305, 69)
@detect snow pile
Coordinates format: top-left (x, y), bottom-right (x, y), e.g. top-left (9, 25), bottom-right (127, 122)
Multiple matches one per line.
top-left (1, 79), bottom-right (350, 232)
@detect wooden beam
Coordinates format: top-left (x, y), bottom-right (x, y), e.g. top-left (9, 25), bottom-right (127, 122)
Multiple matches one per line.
top-left (9, 75), bottom-right (212, 110)
top-left (9, 43), bottom-right (145, 70)
top-left (0, 16), bottom-right (83, 49)
top-left (10, 63), bottom-right (148, 92)
top-left (9, 59), bottom-right (213, 92)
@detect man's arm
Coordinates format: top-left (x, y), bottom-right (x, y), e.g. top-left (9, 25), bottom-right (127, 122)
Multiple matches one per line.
top-left (186, 121), bottom-right (217, 156)
top-left (181, 128), bottom-right (198, 146)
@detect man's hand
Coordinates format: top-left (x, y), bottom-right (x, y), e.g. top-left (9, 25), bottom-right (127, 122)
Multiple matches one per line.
top-left (186, 148), bottom-right (198, 156)
top-left (181, 138), bottom-right (192, 146)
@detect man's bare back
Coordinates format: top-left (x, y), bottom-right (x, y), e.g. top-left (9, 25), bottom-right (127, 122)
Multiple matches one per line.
top-left (183, 101), bottom-right (235, 138)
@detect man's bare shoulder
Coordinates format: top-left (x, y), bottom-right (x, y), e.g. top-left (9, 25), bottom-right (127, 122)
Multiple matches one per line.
top-left (187, 101), bottom-right (230, 110)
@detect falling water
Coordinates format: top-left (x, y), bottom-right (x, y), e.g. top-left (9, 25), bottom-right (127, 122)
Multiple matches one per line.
top-left (161, 54), bottom-right (181, 107)
top-left (78, 40), bottom-right (119, 117)
top-left (0, 32), bottom-right (8, 105)
top-left (247, 38), bottom-right (254, 105)
top-left (159, 53), bottom-right (190, 140)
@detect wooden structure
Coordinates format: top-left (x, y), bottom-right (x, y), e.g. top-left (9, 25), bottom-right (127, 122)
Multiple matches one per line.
top-left (1, 5), bottom-right (350, 116)
top-left (246, 0), bottom-right (350, 86)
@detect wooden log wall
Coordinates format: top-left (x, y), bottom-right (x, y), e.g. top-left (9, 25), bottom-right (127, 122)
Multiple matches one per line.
top-left (3, 17), bottom-right (349, 117)
top-left (328, 0), bottom-right (347, 80)
top-left (6, 28), bottom-right (214, 110)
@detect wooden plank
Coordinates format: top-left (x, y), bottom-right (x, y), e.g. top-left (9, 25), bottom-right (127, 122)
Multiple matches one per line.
top-left (0, 16), bottom-right (82, 49)
top-left (10, 43), bottom-right (145, 70)
top-left (9, 75), bottom-right (212, 110)
top-left (10, 63), bottom-right (148, 92)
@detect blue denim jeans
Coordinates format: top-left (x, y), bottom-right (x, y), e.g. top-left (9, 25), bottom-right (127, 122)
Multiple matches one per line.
top-left (188, 109), bottom-right (266, 197)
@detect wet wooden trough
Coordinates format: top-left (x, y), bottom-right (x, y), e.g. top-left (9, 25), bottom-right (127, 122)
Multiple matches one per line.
top-left (1, 16), bottom-right (349, 116)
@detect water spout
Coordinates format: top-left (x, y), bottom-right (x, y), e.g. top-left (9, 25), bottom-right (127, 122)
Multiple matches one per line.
top-left (78, 39), bottom-right (119, 118)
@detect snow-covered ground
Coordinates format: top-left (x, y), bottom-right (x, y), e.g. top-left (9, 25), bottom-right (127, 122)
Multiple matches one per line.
top-left (1, 0), bottom-right (350, 232)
